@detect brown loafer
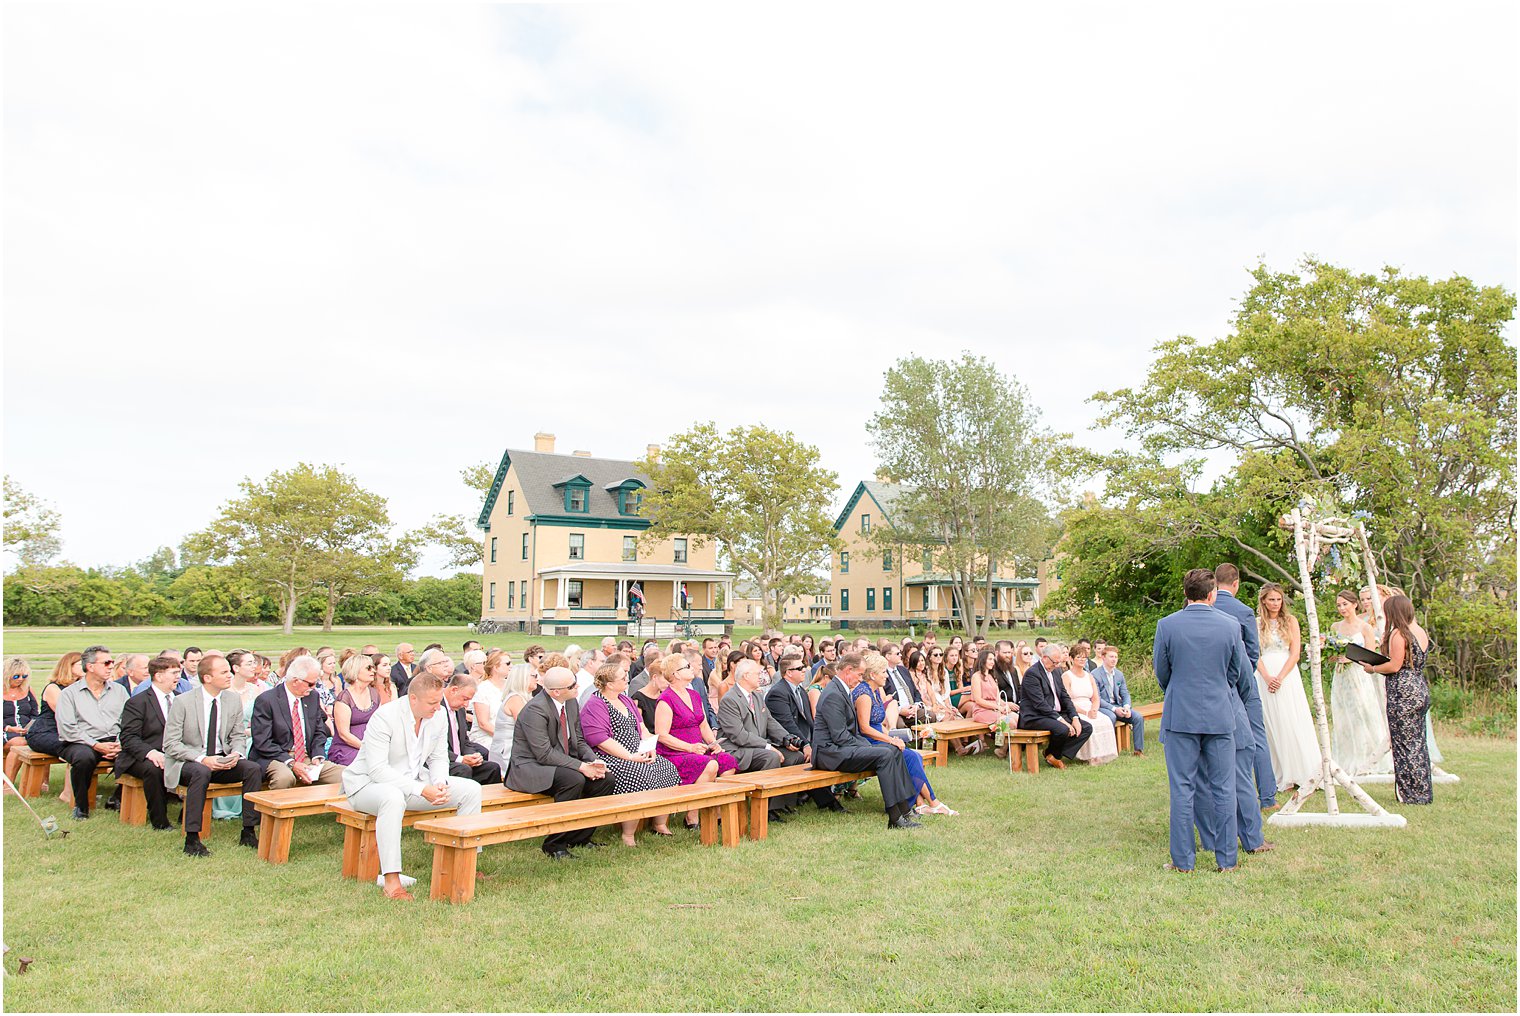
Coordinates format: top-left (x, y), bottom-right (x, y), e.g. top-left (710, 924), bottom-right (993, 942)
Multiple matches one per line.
top-left (1163, 862), bottom-right (1194, 874)
top-left (382, 886), bottom-right (415, 901)
top-left (1245, 841), bottom-right (1277, 854)
top-left (1132, 750), bottom-right (1145, 757)
top-left (1044, 754), bottom-right (1066, 770)
top-left (1261, 802), bottom-right (1280, 813)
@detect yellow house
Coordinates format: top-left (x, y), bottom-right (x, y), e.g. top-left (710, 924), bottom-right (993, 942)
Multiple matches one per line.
top-left (727, 593), bottom-right (830, 626)
top-left (478, 433), bottom-right (736, 638)
top-left (831, 480), bottom-right (1040, 630)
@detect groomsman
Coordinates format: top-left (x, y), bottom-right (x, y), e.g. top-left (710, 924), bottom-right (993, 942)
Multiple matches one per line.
top-left (1212, 563), bottom-right (1278, 811)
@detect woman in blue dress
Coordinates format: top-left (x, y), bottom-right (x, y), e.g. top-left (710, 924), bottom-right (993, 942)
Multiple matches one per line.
top-left (854, 653), bottom-right (957, 816)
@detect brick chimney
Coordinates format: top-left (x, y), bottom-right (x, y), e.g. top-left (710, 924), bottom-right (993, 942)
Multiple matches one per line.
top-left (572, 450), bottom-right (592, 458)
top-left (646, 443), bottom-right (661, 464)
top-left (534, 432), bottom-right (556, 453)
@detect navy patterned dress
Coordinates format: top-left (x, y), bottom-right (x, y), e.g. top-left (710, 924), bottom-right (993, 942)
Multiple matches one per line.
top-left (1385, 635), bottom-right (1434, 805)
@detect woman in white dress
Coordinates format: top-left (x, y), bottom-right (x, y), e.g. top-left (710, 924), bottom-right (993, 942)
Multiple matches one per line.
top-left (470, 650), bottom-right (510, 748)
top-left (1327, 589), bottom-right (1390, 776)
top-left (1255, 583), bottom-right (1322, 792)
top-left (1063, 645), bottom-right (1117, 765)
top-left (488, 662), bottom-right (539, 769)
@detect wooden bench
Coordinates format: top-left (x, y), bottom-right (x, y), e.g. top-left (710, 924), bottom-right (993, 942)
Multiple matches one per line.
top-left (246, 785), bottom-right (348, 863)
top-left (417, 782), bottom-right (753, 904)
top-left (912, 719), bottom-right (993, 766)
top-left (116, 774), bottom-right (242, 833)
top-left (1118, 701), bottom-right (1162, 754)
top-left (328, 784), bottom-right (550, 882)
top-left (15, 747), bottom-right (112, 799)
top-left (1007, 729), bottom-right (1052, 773)
top-left (717, 765), bottom-right (874, 841)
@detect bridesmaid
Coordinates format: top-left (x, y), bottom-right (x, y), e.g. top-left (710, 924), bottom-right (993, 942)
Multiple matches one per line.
top-left (654, 653), bottom-right (737, 829)
top-left (25, 652), bottom-right (83, 806)
top-left (1360, 595), bottom-right (1434, 804)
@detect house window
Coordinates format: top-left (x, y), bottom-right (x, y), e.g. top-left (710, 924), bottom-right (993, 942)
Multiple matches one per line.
top-left (569, 533), bottom-right (584, 560)
top-left (568, 487), bottom-right (587, 512)
top-left (922, 587), bottom-right (930, 610)
top-left (923, 547), bottom-right (933, 570)
top-left (840, 551), bottom-right (850, 574)
top-left (490, 537), bottom-right (497, 564)
top-left (521, 534), bottom-right (529, 560)
top-left (840, 589), bottom-right (850, 611)
top-left (674, 538), bottom-right (687, 564)
top-left (883, 549), bottom-right (892, 572)
top-left (508, 582), bottom-right (515, 610)
top-left (506, 490), bottom-right (515, 515)
top-left (617, 485), bottom-right (645, 515)
top-left (489, 582), bottom-right (496, 610)
top-left (883, 587), bottom-right (892, 612)
top-left (866, 588), bottom-right (876, 611)
top-left (567, 580), bottom-right (583, 609)
top-left (861, 513), bottom-right (870, 534)
top-left (520, 580), bottom-right (527, 610)
top-left (623, 536), bottom-right (637, 562)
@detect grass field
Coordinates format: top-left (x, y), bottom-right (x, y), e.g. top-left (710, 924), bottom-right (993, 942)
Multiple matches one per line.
top-left (2, 730), bottom-right (1512, 1011)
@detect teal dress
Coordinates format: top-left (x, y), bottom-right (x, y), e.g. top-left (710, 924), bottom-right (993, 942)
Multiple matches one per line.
top-left (212, 688), bottom-right (262, 820)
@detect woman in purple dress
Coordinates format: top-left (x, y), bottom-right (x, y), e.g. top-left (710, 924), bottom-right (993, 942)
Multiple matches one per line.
top-left (654, 653), bottom-right (738, 829)
top-left (327, 655), bottom-right (383, 768)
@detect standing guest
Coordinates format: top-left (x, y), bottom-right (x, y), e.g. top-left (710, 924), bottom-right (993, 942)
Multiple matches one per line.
top-left (489, 663), bottom-right (539, 769)
top-left (4, 658), bottom-right (39, 790)
top-left (214, 650), bottom-right (270, 822)
top-left (391, 643), bottom-right (418, 696)
top-left (1093, 647), bottom-right (1144, 756)
top-left (25, 652), bottom-right (83, 806)
top-left (505, 667), bottom-right (613, 860)
top-left (1153, 568), bottom-right (1254, 873)
top-left (654, 654), bottom-right (738, 829)
top-left (56, 645), bottom-right (128, 819)
top-left (1063, 645), bottom-right (1118, 765)
top-left (342, 672), bottom-right (483, 900)
top-left (442, 674), bottom-right (502, 785)
top-left (163, 655), bottom-right (263, 856)
top-left (471, 650), bottom-right (510, 747)
top-left (249, 656), bottom-right (344, 790)
top-left (581, 657), bottom-right (681, 845)
top-left (114, 654), bottom-right (150, 696)
top-left (114, 657), bottom-right (180, 830)
top-left (1360, 595), bottom-right (1435, 805)
top-left (1212, 564), bottom-right (1276, 811)
top-left (328, 654), bottom-right (383, 768)
top-left (812, 653), bottom-right (920, 829)
top-left (1255, 583), bottom-right (1321, 794)
top-left (855, 653), bottom-right (955, 815)
top-left (1018, 644), bottom-right (1092, 770)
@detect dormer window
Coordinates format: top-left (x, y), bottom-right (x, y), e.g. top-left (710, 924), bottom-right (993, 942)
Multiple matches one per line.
top-left (607, 478), bottom-right (647, 516)
top-left (554, 474), bottom-right (593, 514)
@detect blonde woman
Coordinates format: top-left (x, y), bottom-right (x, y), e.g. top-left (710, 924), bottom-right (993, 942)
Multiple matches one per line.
top-left (4, 658), bottom-right (39, 788)
top-left (654, 653), bottom-right (737, 828)
top-left (26, 652), bottom-right (84, 805)
top-left (855, 653), bottom-right (955, 815)
top-left (580, 657), bottom-right (680, 845)
top-left (471, 650), bottom-right (509, 746)
top-left (328, 654), bottom-right (383, 768)
top-left (1256, 583), bottom-right (1321, 792)
top-left (489, 663), bottom-right (540, 768)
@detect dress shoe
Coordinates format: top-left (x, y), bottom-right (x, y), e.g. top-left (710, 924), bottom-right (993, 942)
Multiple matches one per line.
top-left (71, 807), bottom-right (89, 821)
top-left (150, 820), bottom-right (173, 831)
top-left (239, 827), bottom-right (259, 850)
top-left (1162, 862), bottom-right (1194, 874)
top-left (768, 812), bottom-right (788, 824)
top-left (382, 886), bottom-right (415, 901)
top-left (183, 835), bottom-right (211, 857)
top-left (579, 839), bottom-right (605, 849)
top-left (1133, 750), bottom-right (1145, 757)
top-left (1044, 754), bottom-right (1067, 770)
top-left (1245, 841), bottom-right (1277, 854)
top-left (101, 797), bottom-right (120, 812)
top-left (1261, 802), bottom-right (1280, 814)
top-left (887, 814), bottom-right (922, 830)
top-left (545, 849), bottom-right (574, 861)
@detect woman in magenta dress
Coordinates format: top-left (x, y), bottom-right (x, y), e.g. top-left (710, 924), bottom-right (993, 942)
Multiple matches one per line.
top-left (654, 653), bottom-right (738, 829)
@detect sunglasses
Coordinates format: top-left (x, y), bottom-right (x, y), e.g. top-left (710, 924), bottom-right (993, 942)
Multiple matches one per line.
top-left (98, 659), bottom-right (116, 668)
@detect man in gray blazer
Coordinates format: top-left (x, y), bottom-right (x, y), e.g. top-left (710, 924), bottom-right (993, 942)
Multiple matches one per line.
top-left (164, 655), bottom-right (263, 857)
top-left (505, 666), bottom-right (612, 859)
top-left (717, 661), bottom-right (799, 820)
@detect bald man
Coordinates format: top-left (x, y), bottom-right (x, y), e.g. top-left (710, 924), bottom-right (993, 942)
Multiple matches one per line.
top-left (505, 666), bottom-right (612, 859)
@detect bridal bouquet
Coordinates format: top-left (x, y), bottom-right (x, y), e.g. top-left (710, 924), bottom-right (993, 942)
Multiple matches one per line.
top-left (1321, 633), bottom-right (1351, 654)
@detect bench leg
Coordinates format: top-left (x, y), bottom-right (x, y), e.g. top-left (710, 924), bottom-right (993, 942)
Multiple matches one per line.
top-left (340, 826), bottom-right (363, 879)
top-left (430, 845), bottom-right (477, 905)
top-left (200, 799), bottom-right (214, 835)
top-left (18, 762), bottom-right (48, 798)
top-left (357, 830), bottom-right (381, 883)
top-left (119, 783), bottom-right (146, 826)
top-left (699, 805), bottom-right (719, 846)
top-left (87, 770), bottom-right (100, 807)
top-left (263, 815), bottom-right (295, 863)
top-left (1025, 743), bottom-right (1040, 774)
top-left (935, 741), bottom-right (949, 768)
top-left (720, 801), bottom-right (741, 848)
top-left (746, 796), bottom-right (768, 842)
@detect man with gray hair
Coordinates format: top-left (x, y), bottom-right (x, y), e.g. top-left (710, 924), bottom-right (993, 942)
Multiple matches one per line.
top-left (249, 654), bottom-right (344, 789)
top-left (115, 653), bottom-right (150, 696)
top-left (57, 644), bottom-right (128, 819)
top-left (1018, 643), bottom-right (1091, 769)
top-left (628, 644), bottom-right (662, 695)
top-left (717, 660), bottom-right (797, 822)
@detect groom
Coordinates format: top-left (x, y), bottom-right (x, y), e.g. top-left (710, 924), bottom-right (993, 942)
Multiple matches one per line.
top-left (1211, 563), bottom-right (1278, 811)
top-left (1154, 568), bottom-right (1254, 872)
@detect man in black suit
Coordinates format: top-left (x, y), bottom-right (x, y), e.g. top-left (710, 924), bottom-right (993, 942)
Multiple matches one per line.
top-left (114, 657), bottom-right (182, 830)
top-left (992, 640), bottom-right (1022, 712)
top-left (1019, 643), bottom-right (1092, 769)
top-left (249, 655), bottom-right (344, 789)
top-left (880, 644), bottom-right (926, 726)
top-left (505, 666), bottom-right (612, 859)
top-left (442, 674), bottom-right (502, 785)
top-left (391, 643), bottom-right (418, 696)
top-left (811, 652), bottom-right (919, 829)
top-left (763, 655), bottom-right (841, 811)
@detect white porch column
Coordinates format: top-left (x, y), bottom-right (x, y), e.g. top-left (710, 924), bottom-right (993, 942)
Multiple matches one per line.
top-left (617, 578), bottom-right (627, 610)
top-left (672, 579), bottom-right (680, 616)
top-left (541, 578), bottom-right (549, 613)
top-left (724, 580), bottom-right (733, 615)
top-left (558, 577), bottom-right (569, 609)
top-left (707, 582), bottom-right (714, 609)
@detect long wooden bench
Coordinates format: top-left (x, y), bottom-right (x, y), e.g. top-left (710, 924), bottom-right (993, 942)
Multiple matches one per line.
top-left (246, 785), bottom-right (348, 863)
top-left (117, 773), bottom-right (242, 834)
top-left (1117, 701), bottom-right (1162, 753)
top-left (328, 784), bottom-right (550, 882)
top-left (717, 765), bottom-right (874, 841)
top-left (417, 782), bottom-right (753, 904)
top-left (912, 719), bottom-right (993, 767)
top-left (14, 747), bottom-right (112, 800)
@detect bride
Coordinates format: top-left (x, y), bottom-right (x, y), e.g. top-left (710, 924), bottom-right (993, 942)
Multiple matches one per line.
top-left (1328, 589), bottom-right (1390, 776)
top-left (1256, 583), bottom-right (1323, 792)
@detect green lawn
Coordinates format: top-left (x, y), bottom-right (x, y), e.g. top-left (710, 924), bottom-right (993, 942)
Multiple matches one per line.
top-left (2, 734), bottom-right (1512, 1011)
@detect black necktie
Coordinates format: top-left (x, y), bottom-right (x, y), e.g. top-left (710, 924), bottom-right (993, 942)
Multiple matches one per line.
top-left (207, 697), bottom-right (219, 756)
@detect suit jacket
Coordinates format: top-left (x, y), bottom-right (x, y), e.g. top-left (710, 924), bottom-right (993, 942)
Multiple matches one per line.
top-left (1213, 590), bottom-right (1262, 668)
top-left (163, 687), bottom-right (249, 790)
top-left (1092, 666), bottom-right (1132, 712)
top-left (1153, 602), bottom-right (1252, 736)
top-left (716, 686), bottom-right (790, 765)
top-left (1019, 660), bottom-right (1078, 725)
top-left (249, 684), bottom-right (332, 767)
top-left (883, 666), bottom-right (923, 712)
top-left (810, 678), bottom-right (870, 769)
top-left (443, 704), bottom-right (489, 763)
top-left (340, 698), bottom-right (449, 799)
top-left (390, 662), bottom-right (417, 695)
top-left (765, 679), bottom-right (814, 744)
top-left (993, 666), bottom-right (1021, 708)
top-left (116, 688), bottom-right (172, 774)
top-left (505, 693), bottom-right (595, 795)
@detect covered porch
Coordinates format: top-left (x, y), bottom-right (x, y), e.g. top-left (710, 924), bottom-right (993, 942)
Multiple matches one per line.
top-left (903, 575), bottom-right (1042, 627)
top-left (535, 562), bottom-right (737, 637)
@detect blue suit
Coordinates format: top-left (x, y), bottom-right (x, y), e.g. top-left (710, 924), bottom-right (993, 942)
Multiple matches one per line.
top-left (1193, 653), bottom-right (1266, 855)
top-left (1154, 602), bottom-right (1252, 870)
top-left (1213, 589), bottom-right (1277, 807)
top-left (1093, 665), bottom-right (1144, 753)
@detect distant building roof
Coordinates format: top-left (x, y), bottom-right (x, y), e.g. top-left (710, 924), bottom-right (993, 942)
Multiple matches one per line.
top-left (478, 449), bottom-right (649, 527)
top-left (833, 480), bottom-right (906, 532)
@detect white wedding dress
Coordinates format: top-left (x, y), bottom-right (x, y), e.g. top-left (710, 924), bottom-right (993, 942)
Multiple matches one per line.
top-left (1329, 631), bottom-right (1393, 776)
top-left (1256, 624), bottom-right (1323, 791)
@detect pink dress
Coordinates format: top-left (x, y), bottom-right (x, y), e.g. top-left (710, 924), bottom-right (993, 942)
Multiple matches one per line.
top-left (970, 673), bottom-right (1005, 725)
top-left (656, 685), bottom-right (738, 784)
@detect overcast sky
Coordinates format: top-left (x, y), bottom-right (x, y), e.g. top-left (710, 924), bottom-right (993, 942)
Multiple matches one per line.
top-left (5, 2), bottom-right (1515, 575)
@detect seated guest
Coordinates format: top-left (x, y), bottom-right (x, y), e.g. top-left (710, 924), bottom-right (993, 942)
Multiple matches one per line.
top-left (56, 645), bottom-right (129, 819)
top-left (763, 655), bottom-right (843, 812)
top-left (1093, 647), bottom-right (1144, 756)
top-left (342, 672), bottom-right (483, 900)
top-left (909, 650), bottom-right (957, 724)
top-left (573, 650), bottom-right (602, 703)
top-left (416, 648), bottom-right (458, 690)
top-left (968, 648), bottom-right (1017, 757)
top-left (3, 657), bottom-right (39, 789)
top-left (506, 667), bottom-right (613, 860)
top-left (328, 654), bottom-right (384, 768)
top-left (461, 650), bottom-right (487, 684)
top-left (682, 647), bottom-right (721, 727)
top-left (25, 652), bottom-right (83, 807)
top-left (442, 674), bottom-right (503, 785)
top-left (1063, 645), bottom-right (1119, 765)
top-left (113, 654), bottom-right (149, 696)
top-left (812, 652), bottom-right (920, 829)
top-left (390, 643), bottom-right (418, 695)
top-left (113, 657), bottom-right (181, 831)
top-left (856, 653), bottom-right (955, 816)
top-left (808, 639), bottom-right (838, 679)
top-left (214, 650), bottom-right (270, 822)
top-left (368, 654), bottom-right (395, 703)
top-left (488, 663), bottom-right (539, 769)
top-left (249, 655), bottom-right (344, 789)
top-left (164, 654), bottom-right (264, 855)
top-left (718, 660), bottom-right (802, 821)
top-left (1019, 643), bottom-right (1093, 769)
top-left (654, 654), bottom-right (738, 829)
top-left (471, 650), bottom-right (509, 746)
top-left (631, 656), bottom-right (669, 733)
top-left (628, 644), bottom-right (662, 694)
top-left (880, 644), bottom-right (927, 726)
top-left (581, 656), bottom-right (680, 845)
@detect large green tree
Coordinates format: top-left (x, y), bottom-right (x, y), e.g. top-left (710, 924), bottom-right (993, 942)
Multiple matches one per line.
top-left (3, 476), bottom-right (62, 567)
top-left (866, 353), bottom-right (1060, 636)
top-left (1064, 259), bottom-right (1516, 688)
top-left (636, 424), bottom-right (839, 631)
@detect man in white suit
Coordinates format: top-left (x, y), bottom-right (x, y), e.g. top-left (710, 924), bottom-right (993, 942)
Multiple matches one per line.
top-left (341, 671), bottom-right (483, 901)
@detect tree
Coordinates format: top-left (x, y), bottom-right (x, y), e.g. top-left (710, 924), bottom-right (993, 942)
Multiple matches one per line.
top-left (312, 537), bottom-right (418, 631)
top-left (185, 463), bottom-right (407, 634)
top-left (3, 476), bottom-right (62, 567)
top-left (414, 461), bottom-right (494, 569)
top-left (865, 353), bottom-right (1061, 636)
top-left (1069, 259), bottom-right (1516, 689)
top-left (635, 424), bottom-right (839, 631)
top-left (167, 566), bottom-right (263, 623)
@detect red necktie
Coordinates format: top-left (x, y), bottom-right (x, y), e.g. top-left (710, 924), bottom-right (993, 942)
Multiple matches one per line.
top-left (291, 696), bottom-right (307, 763)
top-left (559, 706), bottom-right (569, 751)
